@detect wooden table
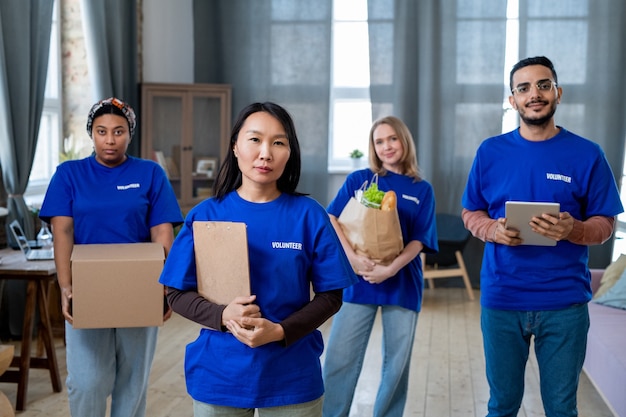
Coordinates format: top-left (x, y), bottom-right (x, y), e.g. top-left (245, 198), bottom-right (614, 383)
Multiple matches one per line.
top-left (0, 248), bottom-right (62, 411)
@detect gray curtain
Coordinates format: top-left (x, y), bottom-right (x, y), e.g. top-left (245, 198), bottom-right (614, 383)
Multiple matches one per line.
top-left (367, 0), bottom-right (507, 283)
top-left (0, 0), bottom-right (53, 338)
top-left (369, 0), bottom-right (508, 216)
top-left (80, 0), bottom-right (140, 156)
top-left (554, 1), bottom-right (626, 267)
top-left (193, 0), bottom-right (333, 204)
top-left (0, 0), bottom-right (53, 238)
top-left (368, 0), bottom-right (626, 274)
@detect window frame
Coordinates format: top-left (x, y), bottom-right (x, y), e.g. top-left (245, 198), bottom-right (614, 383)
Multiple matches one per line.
top-left (328, 0), bottom-right (372, 172)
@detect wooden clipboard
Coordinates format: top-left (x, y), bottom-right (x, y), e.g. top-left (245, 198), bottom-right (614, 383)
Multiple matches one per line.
top-left (193, 221), bottom-right (251, 304)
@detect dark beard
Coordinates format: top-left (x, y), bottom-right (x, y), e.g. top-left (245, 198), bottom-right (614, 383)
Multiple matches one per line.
top-left (520, 101), bottom-right (557, 127)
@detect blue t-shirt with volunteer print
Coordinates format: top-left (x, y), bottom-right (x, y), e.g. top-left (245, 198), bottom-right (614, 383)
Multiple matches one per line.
top-left (39, 155), bottom-right (182, 243)
top-left (327, 169), bottom-right (438, 312)
top-left (462, 127), bottom-right (623, 310)
top-left (159, 191), bottom-right (357, 408)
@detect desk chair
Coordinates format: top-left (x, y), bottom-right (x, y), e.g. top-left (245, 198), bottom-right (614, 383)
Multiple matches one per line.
top-left (420, 213), bottom-right (475, 300)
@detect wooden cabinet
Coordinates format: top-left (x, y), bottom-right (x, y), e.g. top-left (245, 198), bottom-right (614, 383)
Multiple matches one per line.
top-left (140, 83), bottom-right (231, 210)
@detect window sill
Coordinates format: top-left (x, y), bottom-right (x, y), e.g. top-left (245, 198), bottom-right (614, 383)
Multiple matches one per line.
top-left (24, 182), bottom-right (49, 209)
top-left (328, 161), bottom-right (367, 174)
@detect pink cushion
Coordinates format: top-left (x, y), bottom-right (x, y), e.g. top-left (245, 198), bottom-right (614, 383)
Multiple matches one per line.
top-left (584, 295), bottom-right (626, 416)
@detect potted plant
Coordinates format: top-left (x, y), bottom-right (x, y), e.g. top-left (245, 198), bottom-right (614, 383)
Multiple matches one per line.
top-left (349, 149), bottom-right (364, 159)
top-left (350, 149), bottom-right (364, 169)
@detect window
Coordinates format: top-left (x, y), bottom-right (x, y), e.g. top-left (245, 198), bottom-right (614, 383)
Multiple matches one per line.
top-left (328, 0), bottom-right (372, 171)
top-left (501, 0), bottom-right (520, 133)
top-left (26, 0), bottom-right (62, 202)
top-left (614, 158), bottom-right (626, 260)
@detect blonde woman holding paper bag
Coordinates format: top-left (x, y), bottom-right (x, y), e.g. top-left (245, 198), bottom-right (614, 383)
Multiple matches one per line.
top-left (159, 102), bottom-right (357, 416)
top-left (323, 116), bottom-right (438, 417)
top-left (336, 173), bottom-right (404, 265)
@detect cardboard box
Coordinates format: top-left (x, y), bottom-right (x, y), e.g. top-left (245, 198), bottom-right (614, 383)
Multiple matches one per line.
top-left (193, 221), bottom-right (250, 304)
top-left (71, 242), bottom-right (165, 329)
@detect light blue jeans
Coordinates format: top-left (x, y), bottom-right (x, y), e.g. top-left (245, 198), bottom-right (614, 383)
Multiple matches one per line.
top-left (65, 323), bottom-right (159, 417)
top-left (192, 397), bottom-right (323, 416)
top-left (481, 304), bottom-right (589, 417)
top-left (322, 302), bottom-right (418, 417)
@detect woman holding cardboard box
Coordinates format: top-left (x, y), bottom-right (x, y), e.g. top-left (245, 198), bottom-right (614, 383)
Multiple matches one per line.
top-left (159, 102), bottom-right (357, 416)
top-left (39, 97), bottom-right (183, 417)
top-left (322, 116), bottom-right (438, 417)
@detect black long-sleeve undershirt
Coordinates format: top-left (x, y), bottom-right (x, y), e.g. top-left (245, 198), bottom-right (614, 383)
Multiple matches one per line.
top-left (166, 287), bottom-right (342, 346)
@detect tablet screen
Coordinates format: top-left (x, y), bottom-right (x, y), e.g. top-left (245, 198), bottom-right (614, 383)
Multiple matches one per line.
top-left (505, 201), bottom-right (560, 246)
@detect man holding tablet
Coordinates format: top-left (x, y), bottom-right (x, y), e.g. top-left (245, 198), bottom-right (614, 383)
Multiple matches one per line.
top-left (462, 56), bottom-right (623, 417)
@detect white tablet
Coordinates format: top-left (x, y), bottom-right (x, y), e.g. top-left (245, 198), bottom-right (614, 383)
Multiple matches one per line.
top-left (505, 201), bottom-right (561, 246)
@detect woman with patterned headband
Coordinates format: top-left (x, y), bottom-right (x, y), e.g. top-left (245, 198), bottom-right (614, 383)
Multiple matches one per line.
top-left (39, 97), bottom-right (183, 417)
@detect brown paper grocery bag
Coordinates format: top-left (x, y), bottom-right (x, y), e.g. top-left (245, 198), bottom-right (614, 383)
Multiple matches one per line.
top-left (337, 197), bottom-right (403, 265)
top-left (193, 221), bottom-right (251, 305)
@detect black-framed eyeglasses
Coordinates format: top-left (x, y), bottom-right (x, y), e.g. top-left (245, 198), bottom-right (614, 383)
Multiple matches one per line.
top-left (511, 80), bottom-right (557, 95)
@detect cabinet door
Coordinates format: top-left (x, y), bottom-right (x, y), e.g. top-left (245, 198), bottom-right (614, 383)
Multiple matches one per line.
top-left (142, 90), bottom-right (186, 202)
top-left (142, 83), bottom-right (231, 210)
top-left (189, 93), bottom-right (225, 204)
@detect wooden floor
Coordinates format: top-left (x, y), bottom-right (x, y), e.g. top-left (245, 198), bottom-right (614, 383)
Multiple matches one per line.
top-left (0, 288), bottom-right (615, 417)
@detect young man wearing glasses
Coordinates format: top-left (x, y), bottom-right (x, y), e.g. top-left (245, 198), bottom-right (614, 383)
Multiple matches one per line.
top-left (461, 56), bottom-right (623, 416)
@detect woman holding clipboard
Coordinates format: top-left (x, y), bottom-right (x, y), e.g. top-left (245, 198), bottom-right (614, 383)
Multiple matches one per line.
top-left (159, 102), bottom-right (356, 417)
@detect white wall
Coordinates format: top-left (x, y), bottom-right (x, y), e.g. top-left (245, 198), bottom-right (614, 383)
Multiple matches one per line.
top-left (142, 0), bottom-right (194, 83)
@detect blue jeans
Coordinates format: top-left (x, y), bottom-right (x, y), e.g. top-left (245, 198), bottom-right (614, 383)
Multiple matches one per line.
top-left (65, 323), bottom-right (159, 417)
top-left (481, 304), bottom-right (589, 417)
top-left (322, 303), bottom-right (418, 417)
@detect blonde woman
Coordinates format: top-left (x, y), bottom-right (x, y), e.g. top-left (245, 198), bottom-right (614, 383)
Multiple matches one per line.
top-left (323, 116), bottom-right (438, 417)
